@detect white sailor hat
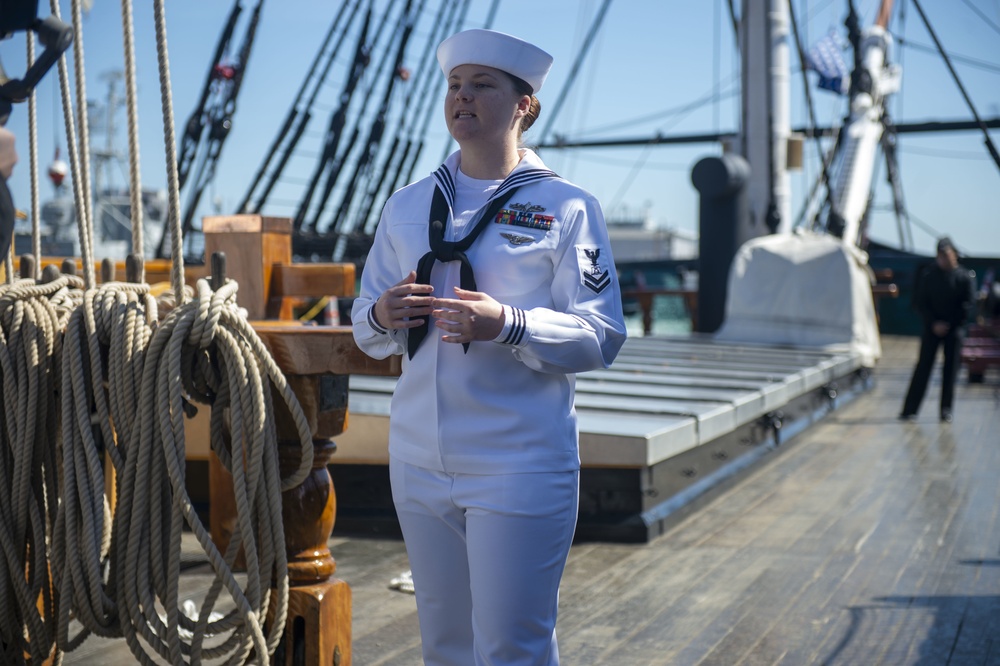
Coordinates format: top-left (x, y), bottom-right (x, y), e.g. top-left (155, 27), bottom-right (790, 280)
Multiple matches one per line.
top-left (437, 29), bottom-right (553, 94)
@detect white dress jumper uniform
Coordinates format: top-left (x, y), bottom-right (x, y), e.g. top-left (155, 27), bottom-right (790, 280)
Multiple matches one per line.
top-left (352, 28), bottom-right (627, 666)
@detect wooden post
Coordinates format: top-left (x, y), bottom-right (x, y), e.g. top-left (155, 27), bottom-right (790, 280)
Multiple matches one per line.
top-left (199, 215), bottom-right (380, 665)
top-left (270, 373), bottom-right (352, 665)
top-left (202, 214), bottom-right (292, 319)
top-left (252, 325), bottom-right (401, 666)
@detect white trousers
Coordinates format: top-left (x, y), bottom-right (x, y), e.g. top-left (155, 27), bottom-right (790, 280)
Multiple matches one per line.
top-left (390, 458), bottom-right (579, 666)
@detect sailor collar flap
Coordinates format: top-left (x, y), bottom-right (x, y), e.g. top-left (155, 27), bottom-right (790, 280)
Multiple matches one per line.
top-left (429, 150), bottom-right (560, 219)
top-left (407, 153), bottom-right (560, 359)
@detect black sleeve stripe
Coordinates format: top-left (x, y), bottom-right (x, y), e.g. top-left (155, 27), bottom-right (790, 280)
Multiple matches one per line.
top-left (368, 305), bottom-right (388, 334)
top-left (502, 306), bottom-right (526, 345)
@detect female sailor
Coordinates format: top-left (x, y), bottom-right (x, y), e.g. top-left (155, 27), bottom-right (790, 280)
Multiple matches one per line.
top-left (352, 28), bottom-right (627, 665)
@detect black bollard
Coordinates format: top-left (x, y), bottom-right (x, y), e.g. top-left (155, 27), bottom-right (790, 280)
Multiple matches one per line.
top-left (691, 154), bottom-right (755, 334)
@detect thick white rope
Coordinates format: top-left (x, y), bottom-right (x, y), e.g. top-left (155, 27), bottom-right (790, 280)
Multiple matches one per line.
top-left (35, 1), bottom-right (132, 656)
top-left (49, 0), bottom-right (155, 654)
top-left (26, 36), bottom-right (41, 278)
top-left (114, 279), bottom-right (313, 664)
top-left (151, 0), bottom-right (185, 302)
top-left (69, 0), bottom-right (94, 267)
top-left (47, 0), bottom-right (94, 290)
top-left (0, 272), bottom-right (83, 664)
top-left (119, 0), bottom-right (144, 271)
top-left (0, 31), bottom-right (83, 666)
top-left (52, 280), bottom-right (157, 652)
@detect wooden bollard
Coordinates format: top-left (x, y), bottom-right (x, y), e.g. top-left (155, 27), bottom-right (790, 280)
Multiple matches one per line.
top-left (204, 259), bottom-right (354, 662)
top-left (247, 325), bottom-right (402, 666)
top-left (270, 373), bottom-right (351, 666)
top-left (18, 254), bottom-right (35, 279)
top-left (100, 257), bottom-right (116, 283)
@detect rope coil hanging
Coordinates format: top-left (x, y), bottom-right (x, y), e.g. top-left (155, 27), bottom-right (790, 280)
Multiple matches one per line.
top-left (0, 0), bottom-right (88, 659)
top-left (0, 269), bottom-right (82, 665)
top-left (0, 1), bottom-right (316, 662)
top-left (47, 0), bottom-right (145, 654)
top-left (115, 277), bottom-right (313, 664)
top-left (52, 275), bottom-right (157, 650)
top-left (109, 2), bottom-right (313, 663)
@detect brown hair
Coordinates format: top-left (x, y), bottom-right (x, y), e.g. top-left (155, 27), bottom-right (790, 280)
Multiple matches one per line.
top-left (506, 73), bottom-right (541, 136)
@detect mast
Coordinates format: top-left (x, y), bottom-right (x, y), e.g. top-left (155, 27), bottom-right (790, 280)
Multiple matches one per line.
top-left (740, 0), bottom-right (791, 235)
top-left (825, 0), bottom-right (900, 246)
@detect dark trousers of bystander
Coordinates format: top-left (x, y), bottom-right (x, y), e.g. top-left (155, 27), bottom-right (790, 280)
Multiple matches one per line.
top-left (901, 326), bottom-right (965, 419)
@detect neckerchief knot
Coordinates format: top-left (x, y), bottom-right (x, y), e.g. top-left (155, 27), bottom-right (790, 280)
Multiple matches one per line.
top-left (406, 159), bottom-right (560, 359)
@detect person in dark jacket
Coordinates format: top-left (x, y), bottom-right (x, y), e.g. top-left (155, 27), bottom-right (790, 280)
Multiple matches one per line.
top-left (900, 237), bottom-right (976, 422)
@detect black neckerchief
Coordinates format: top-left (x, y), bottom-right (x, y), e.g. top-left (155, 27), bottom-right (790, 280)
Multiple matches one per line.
top-left (407, 162), bottom-right (559, 359)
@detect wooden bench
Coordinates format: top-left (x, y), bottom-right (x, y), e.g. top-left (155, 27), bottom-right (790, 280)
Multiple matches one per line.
top-left (963, 322), bottom-right (1000, 383)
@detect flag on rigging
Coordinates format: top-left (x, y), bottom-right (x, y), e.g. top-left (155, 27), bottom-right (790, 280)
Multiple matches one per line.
top-left (806, 29), bottom-right (849, 95)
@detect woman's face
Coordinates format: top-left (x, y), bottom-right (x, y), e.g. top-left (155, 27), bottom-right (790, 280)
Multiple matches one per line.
top-left (444, 64), bottom-right (528, 147)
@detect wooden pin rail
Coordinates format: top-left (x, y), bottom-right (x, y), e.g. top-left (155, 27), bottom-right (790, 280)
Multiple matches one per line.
top-left (8, 215), bottom-right (392, 664)
top-left (199, 214), bottom-right (402, 665)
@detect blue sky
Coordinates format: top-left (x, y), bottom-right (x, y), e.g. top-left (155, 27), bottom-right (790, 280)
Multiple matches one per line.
top-left (2, 0), bottom-right (998, 257)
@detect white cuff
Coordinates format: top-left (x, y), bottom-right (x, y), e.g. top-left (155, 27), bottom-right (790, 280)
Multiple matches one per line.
top-left (494, 304), bottom-right (528, 346)
top-left (367, 303), bottom-right (388, 334)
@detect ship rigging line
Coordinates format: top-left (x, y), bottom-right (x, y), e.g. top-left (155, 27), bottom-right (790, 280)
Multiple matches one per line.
top-left (326, 0), bottom-right (423, 246)
top-left (355, 0), bottom-right (454, 239)
top-left (177, 1), bottom-right (264, 259)
top-left (293, 3), bottom-right (374, 234)
top-left (154, 0), bottom-right (265, 259)
top-left (958, 0), bottom-right (1000, 36)
top-left (892, 35), bottom-right (1000, 74)
top-left (238, 0), bottom-right (360, 215)
top-left (537, 0), bottom-right (614, 146)
top-left (787, 0), bottom-right (842, 231)
top-left (909, 0), bottom-right (1000, 173)
top-left (302, 0), bottom-right (413, 236)
top-left (174, 0), bottom-right (242, 195)
top-left (536, 116), bottom-right (1000, 150)
top-left (303, 2), bottom-right (394, 233)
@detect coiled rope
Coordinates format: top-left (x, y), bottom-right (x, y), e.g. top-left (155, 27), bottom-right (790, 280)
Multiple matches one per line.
top-left (0, 270), bottom-right (83, 665)
top-left (52, 276), bottom-right (157, 651)
top-left (48, 4), bottom-right (152, 647)
top-left (42, 0), bottom-right (130, 655)
top-left (0, 1), bottom-right (315, 662)
top-left (115, 278), bottom-right (313, 664)
top-left (65, 1), bottom-right (312, 663)
top-left (0, 4), bottom-right (87, 661)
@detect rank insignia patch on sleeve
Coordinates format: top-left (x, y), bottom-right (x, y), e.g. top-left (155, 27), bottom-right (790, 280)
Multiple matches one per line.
top-left (577, 245), bottom-right (611, 294)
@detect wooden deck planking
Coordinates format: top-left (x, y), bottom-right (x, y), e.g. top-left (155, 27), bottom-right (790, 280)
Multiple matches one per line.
top-left (58, 336), bottom-right (1000, 664)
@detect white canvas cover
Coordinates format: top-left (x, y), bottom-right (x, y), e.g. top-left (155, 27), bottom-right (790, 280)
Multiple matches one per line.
top-left (714, 231), bottom-right (882, 366)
